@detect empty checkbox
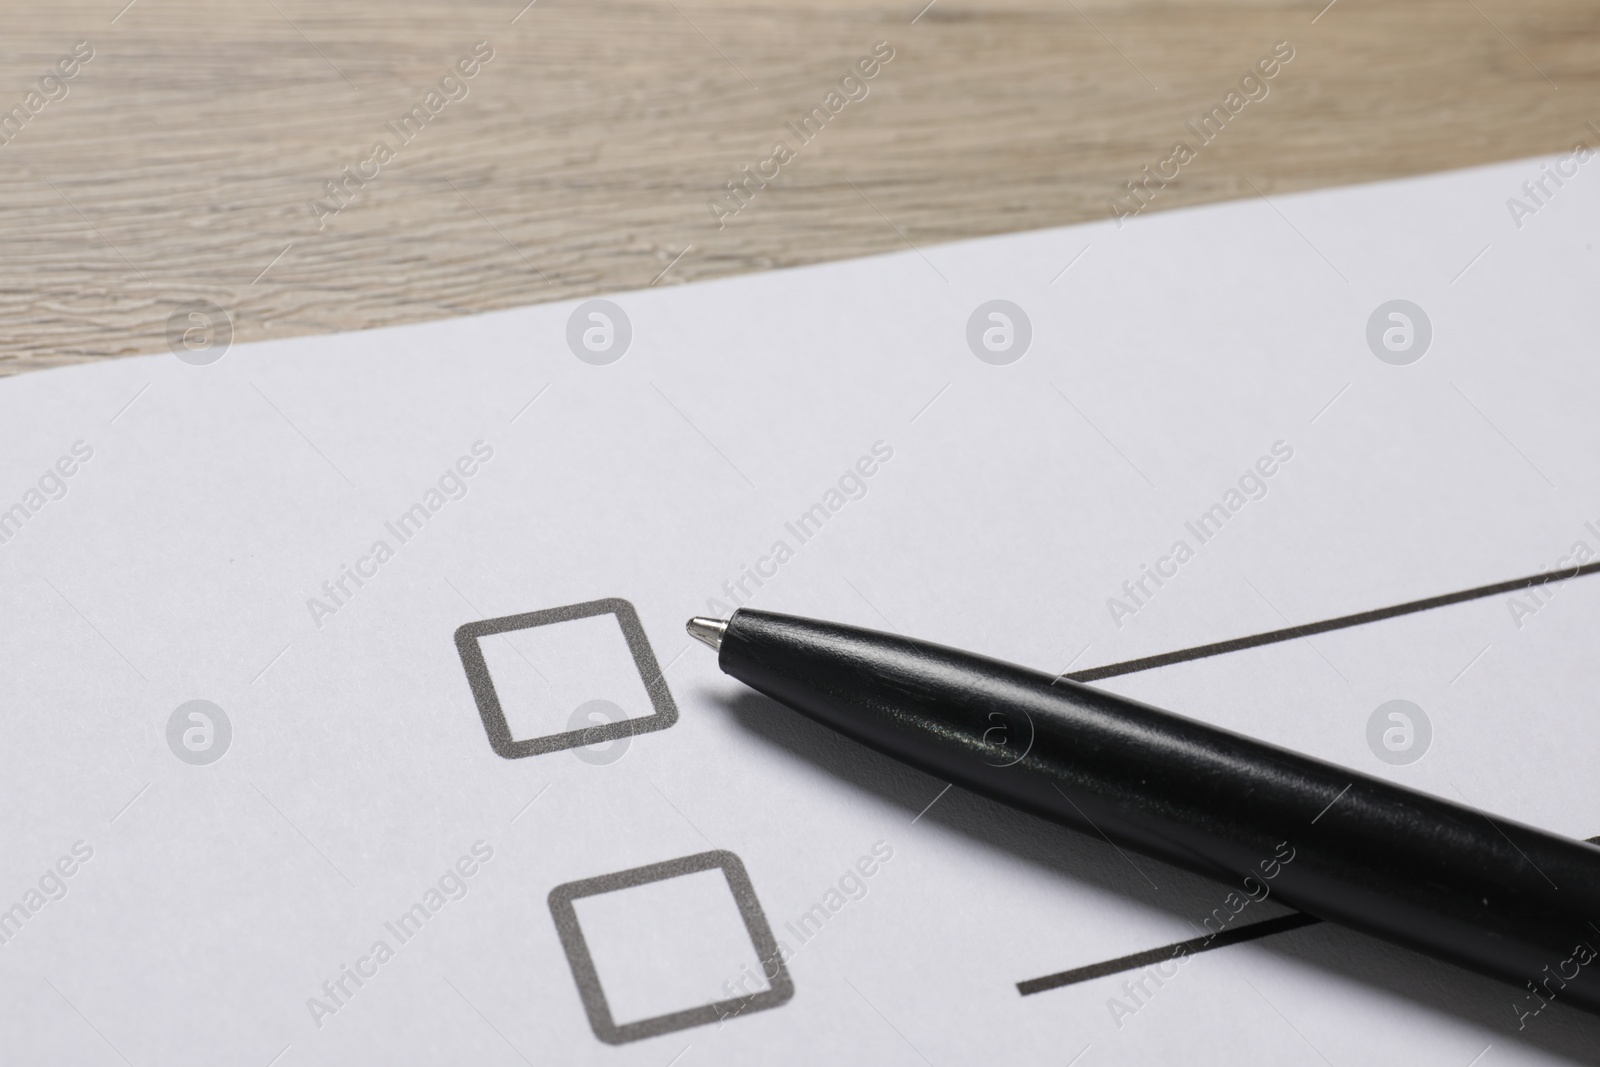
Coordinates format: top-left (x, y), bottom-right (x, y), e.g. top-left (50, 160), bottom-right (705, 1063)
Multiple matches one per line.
top-left (454, 598), bottom-right (678, 759)
top-left (548, 850), bottom-right (795, 1044)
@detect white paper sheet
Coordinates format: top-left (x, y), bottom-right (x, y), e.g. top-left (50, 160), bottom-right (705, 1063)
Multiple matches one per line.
top-left (2, 152), bottom-right (1599, 1065)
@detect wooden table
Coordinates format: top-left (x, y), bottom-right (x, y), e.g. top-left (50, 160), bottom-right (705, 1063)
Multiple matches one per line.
top-left (2, 0), bottom-right (1594, 376)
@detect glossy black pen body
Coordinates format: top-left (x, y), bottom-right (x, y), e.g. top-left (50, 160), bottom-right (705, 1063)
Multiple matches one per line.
top-left (688, 609), bottom-right (1600, 1016)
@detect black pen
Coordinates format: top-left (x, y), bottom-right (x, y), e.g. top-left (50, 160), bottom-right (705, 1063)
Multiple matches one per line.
top-left (687, 609), bottom-right (1600, 1015)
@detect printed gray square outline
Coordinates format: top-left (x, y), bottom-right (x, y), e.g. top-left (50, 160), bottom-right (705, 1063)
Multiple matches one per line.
top-left (454, 597), bottom-right (678, 759)
top-left (548, 849), bottom-right (795, 1045)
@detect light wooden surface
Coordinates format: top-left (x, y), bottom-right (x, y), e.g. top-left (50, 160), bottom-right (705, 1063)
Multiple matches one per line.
top-left (1, 0), bottom-right (1594, 375)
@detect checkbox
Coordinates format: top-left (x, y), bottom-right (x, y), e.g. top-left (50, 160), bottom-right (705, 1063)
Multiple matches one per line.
top-left (548, 850), bottom-right (795, 1044)
top-left (454, 598), bottom-right (678, 759)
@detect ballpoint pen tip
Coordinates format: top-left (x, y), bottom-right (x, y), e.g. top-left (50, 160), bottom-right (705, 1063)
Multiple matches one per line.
top-left (686, 616), bottom-right (728, 651)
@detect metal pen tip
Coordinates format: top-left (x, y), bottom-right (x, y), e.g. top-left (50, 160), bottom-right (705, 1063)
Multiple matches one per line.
top-left (686, 616), bottom-right (728, 651)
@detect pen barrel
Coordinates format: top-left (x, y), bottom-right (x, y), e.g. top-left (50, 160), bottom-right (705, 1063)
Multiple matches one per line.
top-left (721, 609), bottom-right (1600, 1015)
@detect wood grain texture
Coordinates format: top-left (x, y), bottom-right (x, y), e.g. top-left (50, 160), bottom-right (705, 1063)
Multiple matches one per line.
top-left (0, 0), bottom-right (1595, 375)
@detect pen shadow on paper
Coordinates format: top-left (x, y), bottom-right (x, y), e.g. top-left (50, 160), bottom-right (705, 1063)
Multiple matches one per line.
top-left (715, 688), bottom-right (1600, 1064)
